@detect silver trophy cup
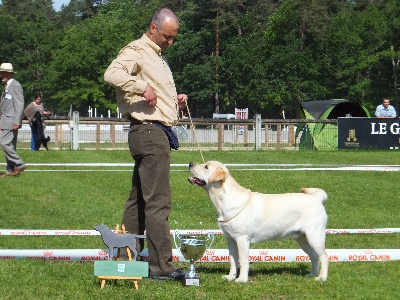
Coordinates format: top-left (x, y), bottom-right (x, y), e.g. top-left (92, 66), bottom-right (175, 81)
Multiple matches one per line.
top-left (174, 231), bottom-right (214, 286)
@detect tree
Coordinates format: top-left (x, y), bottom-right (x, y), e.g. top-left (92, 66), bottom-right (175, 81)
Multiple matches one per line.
top-left (0, 0), bottom-right (60, 104)
top-left (1, 0), bottom-right (56, 21)
top-left (1, 0), bottom-right (398, 118)
top-left (58, 0), bottom-right (108, 24)
top-left (319, 1), bottom-right (396, 115)
top-left (46, 0), bottom-right (163, 115)
top-left (380, 0), bottom-right (400, 114)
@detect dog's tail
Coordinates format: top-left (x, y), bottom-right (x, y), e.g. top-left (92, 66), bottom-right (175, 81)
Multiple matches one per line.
top-left (300, 188), bottom-right (328, 202)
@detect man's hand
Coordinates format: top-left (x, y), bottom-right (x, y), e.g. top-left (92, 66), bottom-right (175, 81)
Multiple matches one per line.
top-left (177, 94), bottom-right (188, 109)
top-left (13, 124), bottom-right (20, 130)
top-left (143, 84), bottom-right (157, 107)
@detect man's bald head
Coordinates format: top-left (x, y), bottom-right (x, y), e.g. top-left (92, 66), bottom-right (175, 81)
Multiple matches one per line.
top-left (151, 8), bottom-right (179, 30)
top-left (147, 8), bottom-right (179, 51)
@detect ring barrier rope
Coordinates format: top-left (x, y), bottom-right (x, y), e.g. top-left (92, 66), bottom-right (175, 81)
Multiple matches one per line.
top-left (0, 249), bottom-right (398, 262)
top-left (1, 163), bottom-right (399, 172)
top-left (1, 163), bottom-right (399, 167)
top-left (1, 228), bottom-right (398, 262)
top-left (1, 228), bottom-right (400, 236)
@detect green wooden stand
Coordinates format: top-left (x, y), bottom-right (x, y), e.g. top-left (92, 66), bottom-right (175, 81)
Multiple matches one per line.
top-left (94, 261), bottom-right (149, 290)
top-left (94, 224), bottom-right (148, 290)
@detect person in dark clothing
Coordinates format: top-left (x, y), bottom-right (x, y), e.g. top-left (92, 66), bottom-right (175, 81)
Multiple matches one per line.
top-left (31, 111), bottom-right (50, 150)
top-left (24, 93), bottom-right (51, 150)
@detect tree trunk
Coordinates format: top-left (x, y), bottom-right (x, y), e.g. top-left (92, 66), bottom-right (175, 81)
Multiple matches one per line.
top-left (215, 9), bottom-right (220, 114)
top-left (391, 46), bottom-right (399, 114)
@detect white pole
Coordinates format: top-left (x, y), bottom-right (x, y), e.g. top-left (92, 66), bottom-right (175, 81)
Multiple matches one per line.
top-left (72, 111), bottom-right (79, 150)
top-left (255, 114), bottom-right (262, 150)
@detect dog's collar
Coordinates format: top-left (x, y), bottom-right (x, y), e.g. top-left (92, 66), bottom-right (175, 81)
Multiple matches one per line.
top-left (217, 197), bottom-right (250, 223)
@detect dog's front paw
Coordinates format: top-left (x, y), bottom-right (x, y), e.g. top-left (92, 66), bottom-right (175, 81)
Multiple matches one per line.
top-left (315, 276), bottom-right (327, 282)
top-left (222, 274), bottom-right (236, 281)
top-left (234, 276), bottom-right (248, 283)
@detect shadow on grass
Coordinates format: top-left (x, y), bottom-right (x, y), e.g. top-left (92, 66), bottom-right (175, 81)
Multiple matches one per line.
top-left (196, 263), bottom-right (311, 277)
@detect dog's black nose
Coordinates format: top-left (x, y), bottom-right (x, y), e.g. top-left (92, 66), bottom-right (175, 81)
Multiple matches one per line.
top-left (189, 162), bottom-right (194, 169)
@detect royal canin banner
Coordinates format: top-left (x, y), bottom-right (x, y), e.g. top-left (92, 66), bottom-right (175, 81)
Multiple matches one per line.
top-left (0, 249), bottom-right (399, 262)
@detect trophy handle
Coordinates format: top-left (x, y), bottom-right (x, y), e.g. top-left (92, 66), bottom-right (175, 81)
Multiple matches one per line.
top-left (173, 229), bottom-right (181, 250)
top-left (206, 232), bottom-right (214, 249)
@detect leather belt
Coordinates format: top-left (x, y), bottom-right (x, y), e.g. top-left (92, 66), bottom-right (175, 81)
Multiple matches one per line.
top-left (129, 118), bottom-right (154, 126)
top-left (127, 117), bottom-right (172, 130)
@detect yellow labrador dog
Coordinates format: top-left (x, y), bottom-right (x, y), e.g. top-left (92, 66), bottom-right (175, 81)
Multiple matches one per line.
top-left (188, 161), bottom-right (329, 283)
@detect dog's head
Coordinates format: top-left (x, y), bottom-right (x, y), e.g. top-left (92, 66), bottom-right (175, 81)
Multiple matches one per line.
top-left (94, 224), bottom-right (107, 232)
top-left (188, 161), bottom-right (229, 188)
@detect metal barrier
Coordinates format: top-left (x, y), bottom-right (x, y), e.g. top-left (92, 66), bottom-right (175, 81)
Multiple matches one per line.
top-left (17, 117), bottom-right (338, 151)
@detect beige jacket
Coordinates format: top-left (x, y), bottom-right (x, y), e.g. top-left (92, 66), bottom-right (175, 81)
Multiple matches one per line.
top-left (104, 34), bottom-right (179, 126)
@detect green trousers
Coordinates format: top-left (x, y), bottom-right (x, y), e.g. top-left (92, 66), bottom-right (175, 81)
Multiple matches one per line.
top-left (122, 123), bottom-right (176, 276)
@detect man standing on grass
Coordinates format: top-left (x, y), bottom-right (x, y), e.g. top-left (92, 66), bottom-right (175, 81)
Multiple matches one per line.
top-left (104, 8), bottom-right (188, 281)
top-left (0, 63), bottom-right (27, 177)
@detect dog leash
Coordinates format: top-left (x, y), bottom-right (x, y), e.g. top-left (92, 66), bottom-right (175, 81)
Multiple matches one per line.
top-left (184, 98), bottom-right (205, 164)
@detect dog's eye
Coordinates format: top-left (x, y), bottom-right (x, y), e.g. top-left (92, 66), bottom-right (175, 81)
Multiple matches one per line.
top-left (205, 165), bottom-right (208, 169)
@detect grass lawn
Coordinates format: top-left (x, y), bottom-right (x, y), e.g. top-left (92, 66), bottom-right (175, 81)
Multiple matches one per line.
top-left (0, 150), bottom-right (399, 299)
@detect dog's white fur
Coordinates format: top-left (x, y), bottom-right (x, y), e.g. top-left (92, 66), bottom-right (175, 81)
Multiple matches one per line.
top-left (188, 161), bottom-right (329, 283)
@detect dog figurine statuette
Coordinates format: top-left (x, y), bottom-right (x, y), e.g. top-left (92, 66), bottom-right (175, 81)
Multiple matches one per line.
top-left (94, 224), bottom-right (146, 261)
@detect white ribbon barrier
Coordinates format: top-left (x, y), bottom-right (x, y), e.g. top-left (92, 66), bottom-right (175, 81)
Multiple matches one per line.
top-left (0, 248), bottom-right (399, 262)
top-left (1, 228), bottom-right (398, 262)
top-left (0, 229), bottom-right (100, 236)
top-left (172, 228), bottom-right (400, 235)
top-left (1, 228), bottom-right (400, 236)
top-left (1, 163), bottom-right (399, 172)
top-left (0, 249), bottom-right (110, 261)
top-left (153, 249), bottom-right (400, 263)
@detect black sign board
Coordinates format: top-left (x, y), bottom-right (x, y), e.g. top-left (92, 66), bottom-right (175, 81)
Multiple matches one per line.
top-left (338, 117), bottom-right (400, 150)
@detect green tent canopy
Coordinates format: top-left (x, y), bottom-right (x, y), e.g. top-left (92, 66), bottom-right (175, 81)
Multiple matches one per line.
top-left (296, 100), bottom-right (370, 150)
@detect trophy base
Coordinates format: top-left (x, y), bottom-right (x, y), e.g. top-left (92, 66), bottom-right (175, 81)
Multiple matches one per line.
top-left (182, 276), bottom-right (200, 286)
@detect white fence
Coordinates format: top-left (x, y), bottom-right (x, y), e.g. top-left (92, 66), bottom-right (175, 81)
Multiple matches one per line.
top-left (17, 117), bottom-right (337, 151)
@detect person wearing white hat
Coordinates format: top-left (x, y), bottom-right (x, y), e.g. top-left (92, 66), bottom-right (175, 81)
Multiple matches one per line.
top-left (0, 63), bottom-right (27, 177)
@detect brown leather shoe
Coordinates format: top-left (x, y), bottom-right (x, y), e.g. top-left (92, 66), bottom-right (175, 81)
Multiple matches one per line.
top-left (9, 166), bottom-right (27, 176)
top-left (1, 172), bottom-right (11, 177)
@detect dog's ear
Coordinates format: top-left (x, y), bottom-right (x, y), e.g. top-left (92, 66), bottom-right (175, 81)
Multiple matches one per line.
top-left (209, 167), bottom-right (226, 183)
